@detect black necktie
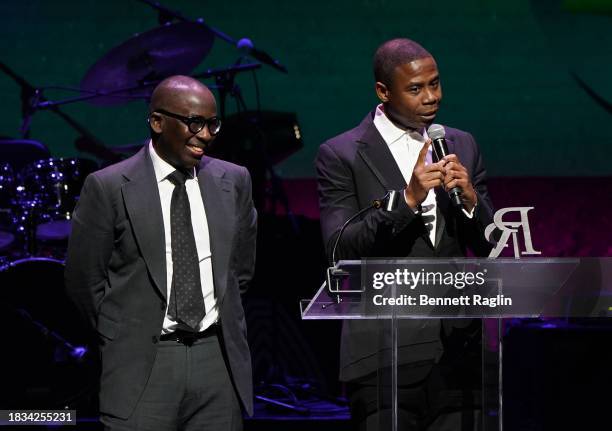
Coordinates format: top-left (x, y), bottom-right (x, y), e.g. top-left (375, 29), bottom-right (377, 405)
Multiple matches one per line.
top-left (167, 170), bottom-right (205, 330)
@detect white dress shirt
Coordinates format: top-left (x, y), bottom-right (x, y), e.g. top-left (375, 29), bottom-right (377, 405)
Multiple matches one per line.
top-left (149, 142), bottom-right (218, 333)
top-left (373, 104), bottom-right (438, 245)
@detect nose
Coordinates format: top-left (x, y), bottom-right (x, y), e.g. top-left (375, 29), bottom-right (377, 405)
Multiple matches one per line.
top-left (422, 87), bottom-right (439, 105)
top-left (195, 124), bottom-right (213, 141)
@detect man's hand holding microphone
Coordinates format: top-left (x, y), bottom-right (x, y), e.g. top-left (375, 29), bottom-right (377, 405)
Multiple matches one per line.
top-left (404, 124), bottom-right (477, 213)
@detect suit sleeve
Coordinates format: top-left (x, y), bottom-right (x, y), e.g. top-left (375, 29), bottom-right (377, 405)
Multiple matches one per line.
top-left (234, 166), bottom-right (257, 294)
top-left (64, 173), bottom-right (114, 329)
top-left (316, 142), bottom-right (420, 263)
top-left (461, 132), bottom-right (495, 256)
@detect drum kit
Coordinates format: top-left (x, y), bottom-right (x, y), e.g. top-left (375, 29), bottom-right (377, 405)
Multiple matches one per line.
top-left (0, 154), bottom-right (97, 260)
top-left (0, 1), bottom-right (290, 255)
top-left (0, 0), bottom-right (290, 410)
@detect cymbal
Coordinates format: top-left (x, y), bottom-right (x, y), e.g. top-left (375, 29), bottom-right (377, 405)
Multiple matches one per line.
top-left (80, 22), bottom-right (214, 106)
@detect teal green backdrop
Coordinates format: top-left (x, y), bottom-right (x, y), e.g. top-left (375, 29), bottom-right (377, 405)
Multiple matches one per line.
top-left (1, 0), bottom-right (611, 177)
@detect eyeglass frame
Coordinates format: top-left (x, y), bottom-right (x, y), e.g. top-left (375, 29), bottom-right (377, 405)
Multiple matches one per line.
top-left (152, 109), bottom-right (222, 135)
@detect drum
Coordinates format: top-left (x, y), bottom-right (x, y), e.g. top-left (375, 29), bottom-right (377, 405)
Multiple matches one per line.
top-left (19, 158), bottom-right (97, 249)
top-left (20, 158), bottom-right (97, 212)
top-left (0, 258), bottom-right (96, 409)
top-left (0, 163), bottom-right (16, 208)
top-left (0, 164), bottom-right (17, 252)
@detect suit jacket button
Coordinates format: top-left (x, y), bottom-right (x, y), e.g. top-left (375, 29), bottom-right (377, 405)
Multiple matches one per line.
top-left (152, 335), bottom-right (159, 344)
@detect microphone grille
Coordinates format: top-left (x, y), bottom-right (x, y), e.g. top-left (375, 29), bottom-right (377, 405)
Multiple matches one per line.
top-left (427, 124), bottom-right (445, 140)
top-left (237, 38), bottom-right (254, 51)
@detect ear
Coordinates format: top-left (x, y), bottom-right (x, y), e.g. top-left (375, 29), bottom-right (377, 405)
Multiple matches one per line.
top-left (149, 112), bottom-right (163, 134)
top-left (375, 81), bottom-right (390, 103)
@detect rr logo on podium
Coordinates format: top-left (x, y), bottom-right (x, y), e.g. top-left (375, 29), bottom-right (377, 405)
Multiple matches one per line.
top-left (485, 207), bottom-right (541, 259)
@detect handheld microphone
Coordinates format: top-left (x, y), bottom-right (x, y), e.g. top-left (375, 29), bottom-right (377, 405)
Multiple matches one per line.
top-left (427, 124), bottom-right (463, 207)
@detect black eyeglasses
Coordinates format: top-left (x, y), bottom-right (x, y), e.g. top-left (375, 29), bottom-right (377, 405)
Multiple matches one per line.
top-left (153, 109), bottom-right (222, 135)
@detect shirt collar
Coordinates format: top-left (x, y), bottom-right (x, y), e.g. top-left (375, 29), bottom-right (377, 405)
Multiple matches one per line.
top-left (373, 104), bottom-right (428, 146)
top-left (148, 140), bottom-right (196, 183)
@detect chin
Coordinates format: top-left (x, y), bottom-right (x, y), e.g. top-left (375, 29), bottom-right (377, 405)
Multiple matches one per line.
top-left (187, 158), bottom-right (202, 168)
top-left (175, 158), bottom-right (197, 171)
top-left (420, 117), bottom-right (436, 129)
top-left (409, 120), bottom-right (427, 130)
top-left (398, 115), bottom-right (425, 130)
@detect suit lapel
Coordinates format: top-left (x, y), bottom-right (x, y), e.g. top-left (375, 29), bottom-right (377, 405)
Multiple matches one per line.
top-left (197, 158), bottom-right (234, 305)
top-left (121, 147), bottom-right (167, 299)
top-left (356, 117), bottom-right (407, 192)
top-left (356, 115), bottom-right (435, 247)
top-left (434, 190), bottom-right (447, 248)
top-left (354, 121), bottom-right (466, 250)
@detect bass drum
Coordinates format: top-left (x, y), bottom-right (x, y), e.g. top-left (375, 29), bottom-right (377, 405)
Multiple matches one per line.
top-left (0, 258), bottom-right (97, 410)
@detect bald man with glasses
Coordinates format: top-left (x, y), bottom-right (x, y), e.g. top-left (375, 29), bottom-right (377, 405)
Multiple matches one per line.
top-left (66, 75), bottom-right (257, 431)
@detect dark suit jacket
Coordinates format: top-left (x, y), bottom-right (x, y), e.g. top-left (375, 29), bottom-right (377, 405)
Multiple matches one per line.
top-left (315, 112), bottom-right (494, 382)
top-left (65, 145), bottom-right (257, 418)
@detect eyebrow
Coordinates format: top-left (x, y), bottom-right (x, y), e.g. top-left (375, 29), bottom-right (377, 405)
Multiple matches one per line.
top-left (187, 112), bottom-right (218, 118)
top-left (407, 75), bottom-right (439, 86)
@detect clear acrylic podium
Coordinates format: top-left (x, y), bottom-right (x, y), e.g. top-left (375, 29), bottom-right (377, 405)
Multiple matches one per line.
top-left (301, 258), bottom-right (612, 431)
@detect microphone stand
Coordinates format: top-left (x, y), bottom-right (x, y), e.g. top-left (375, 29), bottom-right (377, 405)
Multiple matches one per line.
top-left (326, 190), bottom-right (400, 301)
top-left (1, 61), bottom-right (261, 164)
top-left (33, 63), bottom-right (261, 110)
top-left (0, 61), bottom-right (115, 162)
top-left (135, 0), bottom-right (288, 73)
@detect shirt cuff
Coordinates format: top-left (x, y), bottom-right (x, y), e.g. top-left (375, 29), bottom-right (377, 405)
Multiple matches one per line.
top-left (462, 200), bottom-right (477, 219)
top-left (403, 188), bottom-right (422, 215)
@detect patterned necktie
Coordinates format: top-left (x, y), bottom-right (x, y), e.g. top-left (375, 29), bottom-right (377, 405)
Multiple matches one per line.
top-left (167, 169), bottom-right (205, 330)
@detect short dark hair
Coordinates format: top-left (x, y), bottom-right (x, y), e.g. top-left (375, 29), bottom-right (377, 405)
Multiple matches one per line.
top-left (373, 38), bottom-right (432, 86)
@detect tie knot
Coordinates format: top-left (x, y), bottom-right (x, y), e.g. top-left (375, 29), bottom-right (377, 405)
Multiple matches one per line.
top-left (167, 169), bottom-right (191, 186)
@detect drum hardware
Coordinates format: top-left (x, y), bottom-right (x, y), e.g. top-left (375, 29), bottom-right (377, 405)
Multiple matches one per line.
top-left (0, 61), bottom-right (115, 166)
top-left (12, 306), bottom-right (88, 362)
top-left (136, 0), bottom-right (287, 74)
top-left (1, 0), bottom-right (292, 251)
top-left (79, 21), bottom-right (215, 106)
top-left (0, 139), bottom-right (51, 172)
top-left (0, 163), bottom-right (17, 253)
top-left (0, 257), bottom-right (92, 347)
top-left (0, 156), bottom-right (96, 258)
top-left (2, 1), bottom-right (299, 413)
top-left (130, 2), bottom-right (295, 217)
top-left (0, 258), bottom-right (96, 409)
